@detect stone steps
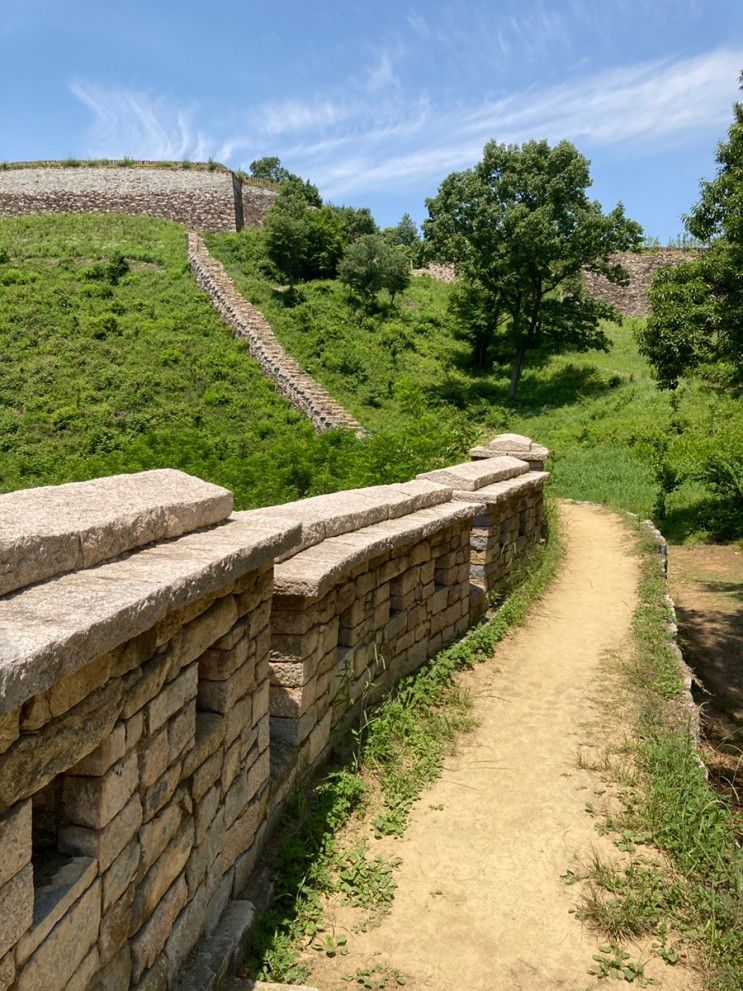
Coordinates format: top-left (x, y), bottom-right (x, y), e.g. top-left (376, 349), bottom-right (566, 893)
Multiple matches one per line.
top-left (187, 233), bottom-right (366, 437)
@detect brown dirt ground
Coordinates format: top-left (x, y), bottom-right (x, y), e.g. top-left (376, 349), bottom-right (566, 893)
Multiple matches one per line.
top-left (668, 543), bottom-right (743, 810)
top-left (306, 503), bottom-right (696, 991)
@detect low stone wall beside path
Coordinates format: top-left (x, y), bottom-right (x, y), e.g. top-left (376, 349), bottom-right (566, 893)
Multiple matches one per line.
top-left (0, 437), bottom-right (547, 991)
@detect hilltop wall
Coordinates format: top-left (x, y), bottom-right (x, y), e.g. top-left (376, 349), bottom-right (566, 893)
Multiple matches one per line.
top-left (0, 165), bottom-right (277, 232)
top-left (0, 440), bottom-right (547, 991)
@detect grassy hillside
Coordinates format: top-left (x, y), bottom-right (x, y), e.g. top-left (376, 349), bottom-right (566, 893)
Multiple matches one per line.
top-left (208, 229), bottom-right (742, 542)
top-left (0, 214), bottom-right (476, 508)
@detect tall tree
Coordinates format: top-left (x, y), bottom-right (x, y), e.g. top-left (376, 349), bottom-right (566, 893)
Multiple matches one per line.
top-left (424, 140), bottom-right (642, 396)
top-left (640, 77), bottom-right (743, 388)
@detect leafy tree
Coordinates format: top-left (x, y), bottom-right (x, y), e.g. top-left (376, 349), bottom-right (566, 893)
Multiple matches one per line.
top-left (328, 204), bottom-right (378, 241)
top-left (249, 156), bottom-right (291, 183)
top-left (450, 279), bottom-right (502, 370)
top-left (424, 139), bottom-right (642, 397)
top-left (338, 235), bottom-right (411, 304)
top-left (249, 157), bottom-right (322, 206)
top-left (264, 193), bottom-right (344, 286)
top-left (385, 212), bottom-right (420, 249)
top-left (640, 79), bottom-right (743, 388)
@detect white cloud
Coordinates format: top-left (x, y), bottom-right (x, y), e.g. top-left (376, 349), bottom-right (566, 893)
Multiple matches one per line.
top-left (69, 80), bottom-right (214, 161)
top-left (70, 46), bottom-right (741, 200)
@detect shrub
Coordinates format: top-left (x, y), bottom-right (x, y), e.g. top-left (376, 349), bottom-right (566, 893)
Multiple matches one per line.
top-left (338, 235), bottom-right (411, 304)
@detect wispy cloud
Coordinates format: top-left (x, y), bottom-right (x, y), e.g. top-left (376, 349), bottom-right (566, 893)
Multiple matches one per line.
top-left (69, 80), bottom-right (215, 161)
top-left (70, 45), bottom-right (741, 200)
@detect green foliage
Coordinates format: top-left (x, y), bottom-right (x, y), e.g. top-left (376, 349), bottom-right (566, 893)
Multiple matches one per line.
top-left (424, 139), bottom-right (643, 395)
top-left (264, 191), bottom-right (345, 285)
top-left (579, 523), bottom-right (743, 991)
top-left (208, 228), bottom-right (742, 541)
top-left (249, 155), bottom-right (290, 183)
top-left (338, 234), bottom-right (411, 304)
top-left (642, 81), bottom-right (743, 388)
top-left (0, 214), bottom-right (478, 507)
top-left (328, 204), bottom-right (379, 241)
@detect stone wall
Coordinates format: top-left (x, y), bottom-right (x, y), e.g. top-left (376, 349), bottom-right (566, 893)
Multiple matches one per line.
top-left (582, 249), bottom-right (702, 318)
top-left (0, 441), bottom-right (547, 991)
top-left (188, 233), bottom-right (365, 436)
top-left (0, 165), bottom-right (277, 233)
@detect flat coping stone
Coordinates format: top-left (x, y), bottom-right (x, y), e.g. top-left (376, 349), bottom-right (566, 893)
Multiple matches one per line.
top-left (469, 433), bottom-right (550, 463)
top-left (452, 471), bottom-right (550, 506)
top-left (0, 513), bottom-right (301, 717)
top-left (0, 469), bottom-right (234, 598)
top-left (249, 480), bottom-right (453, 561)
top-left (416, 455), bottom-right (529, 491)
top-left (273, 501), bottom-right (477, 598)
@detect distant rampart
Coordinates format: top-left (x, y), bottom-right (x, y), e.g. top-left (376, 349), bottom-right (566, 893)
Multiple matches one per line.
top-left (0, 163), bottom-right (277, 232)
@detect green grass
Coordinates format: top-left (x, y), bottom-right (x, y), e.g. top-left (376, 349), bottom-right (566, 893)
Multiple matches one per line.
top-left (0, 214), bottom-right (477, 506)
top-left (244, 510), bottom-right (562, 983)
top-left (577, 522), bottom-right (742, 990)
top-left (207, 229), bottom-right (742, 541)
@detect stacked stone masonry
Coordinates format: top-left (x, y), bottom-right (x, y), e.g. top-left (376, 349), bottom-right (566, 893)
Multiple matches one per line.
top-left (0, 165), bottom-right (277, 233)
top-left (0, 439), bottom-right (547, 991)
top-left (412, 251), bottom-right (703, 318)
top-left (188, 233), bottom-right (364, 436)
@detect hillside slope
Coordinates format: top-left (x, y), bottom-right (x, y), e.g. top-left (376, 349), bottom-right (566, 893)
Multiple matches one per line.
top-left (0, 215), bottom-right (475, 507)
top-left (208, 229), bottom-right (741, 541)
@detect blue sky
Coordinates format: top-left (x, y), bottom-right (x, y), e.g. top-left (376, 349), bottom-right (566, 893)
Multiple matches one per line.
top-left (1, 0), bottom-right (741, 238)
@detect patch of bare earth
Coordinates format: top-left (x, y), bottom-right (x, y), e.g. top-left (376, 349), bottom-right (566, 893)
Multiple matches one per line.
top-left (668, 543), bottom-right (743, 813)
top-left (302, 504), bottom-right (696, 991)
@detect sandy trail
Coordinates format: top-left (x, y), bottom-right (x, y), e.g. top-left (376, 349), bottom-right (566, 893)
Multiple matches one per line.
top-left (311, 502), bottom-right (692, 990)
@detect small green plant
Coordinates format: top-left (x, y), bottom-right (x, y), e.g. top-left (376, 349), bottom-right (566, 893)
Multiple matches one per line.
top-left (343, 965), bottom-right (407, 988)
top-left (588, 943), bottom-right (657, 985)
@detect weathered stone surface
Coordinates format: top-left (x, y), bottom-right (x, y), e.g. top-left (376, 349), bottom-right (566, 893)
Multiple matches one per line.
top-left (147, 665), bottom-right (198, 734)
top-left (469, 432), bottom-right (550, 466)
top-left (15, 878), bottom-right (100, 991)
top-left (452, 471), bottom-right (548, 507)
top-left (99, 888), bottom-right (133, 965)
top-left (59, 793), bottom-right (142, 872)
top-left (49, 654), bottom-right (112, 717)
top-left (17, 856), bottom-right (96, 965)
top-left (89, 945), bottom-right (131, 991)
top-left (0, 515), bottom-right (300, 717)
top-left (131, 876), bottom-right (188, 982)
top-left (0, 469), bottom-right (234, 597)
top-left (0, 711), bottom-right (19, 756)
top-left (139, 799), bottom-right (183, 878)
top-left (132, 820), bottom-right (193, 932)
top-left (178, 597), bottom-right (239, 669)
top-left (132, 953), bottom-right (168, 991)
top-left (0, 800), bottom-right (30, 888)
top-left (103, 838), bottom-right (140, 911)
top-left (417, 455), bottom-right (528, 491)
top-left (70, 721), bottom-right (126, 776)
top-left (0, 949), bottom-right (15, 990)
top-left (0, 681), bottom-right (122, 811)
top-left (0, 862), bottom-right (33, 957)
top-left (65, 946), bottom-right (101, 991)
top-left (164, 885), bottom-right (208, 982)
top-left (63, 749), bottom-right (138, 828)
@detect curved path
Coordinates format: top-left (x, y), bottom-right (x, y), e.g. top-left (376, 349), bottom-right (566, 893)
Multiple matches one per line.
top-left (188, 232), bottom-right (365, 436)
top-left (313, 502), bottom-right (693, 990)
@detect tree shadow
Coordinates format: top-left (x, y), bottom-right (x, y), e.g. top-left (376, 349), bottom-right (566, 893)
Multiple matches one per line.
top-left (425, 362), bottom-right (618, 413)
top-left (663, 499), bottom-right (743, 544)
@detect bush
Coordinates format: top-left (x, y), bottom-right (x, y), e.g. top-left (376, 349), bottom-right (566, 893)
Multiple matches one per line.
top-left (338, 235), bottom-right (411, 304)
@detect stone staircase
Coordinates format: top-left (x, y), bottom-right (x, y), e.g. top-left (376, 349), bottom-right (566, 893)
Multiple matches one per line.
top-left (188, 232), bottom-right (365, 437)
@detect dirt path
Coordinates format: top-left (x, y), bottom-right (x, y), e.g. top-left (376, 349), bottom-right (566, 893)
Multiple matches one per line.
top-left (310, 503), bottom-right (692, 991)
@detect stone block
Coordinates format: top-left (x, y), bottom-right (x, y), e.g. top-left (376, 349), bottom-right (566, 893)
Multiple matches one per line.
top-left (195, 785), bottom-right (221, 846)
top-left (64, 945), bottom-right (100, 991)
top-left (164, 885), bottom-right (209, 981)
top-left (178, 597), bottom-right (238, 669)
top-left (198, 636), bottom-right (249, 682)
top-left (182, 711), bottom-right (223, 779)
top-left (103, 838), bottom-right (140, 912)
top-left (19, 694), bottom-right (51, 732)
top-left (0, 681), bottom-right (122, 811)
top-left (0, 711), bottom-right (19, 757)
top-left (132, 953), bottom-right (168, 991)
top-left (224, 695), bottom-right (252, 749)
top-left (140, 727), bottom-right (169, 789)
top-left (131, 876), bottom-right (188, 983)
top-left (99, 886), bottom-right (133, 965)
top-left (49, 654), bottom-right (111, 718)
top-left (191, 747), bottom-right (223, 803)
top-left (15, 878), bottom-right (100, 991)
top-left (59, 793), bottom-right (142, 872)
top-left (0, 949), bottom-right (15, 991)
top-left (131, 820), bottom-right (193, 934)
top-left (168, 700), bottom-right (196, 762)
top-left (139, 798), bottom-right (183, 878)
top-left (121, 653), bottom-right (170, 720)
top-left (142, 761), bottom-right (182, 822)
top-left (70, 721), bottom-right (126, 776)
top-left (16, 856), bottom-right (96, 965)
top-left (88, 945), bottom-right (131, 991)
top-left (0, 861), bottom-right (33, 958)
top-left (186, 810), bottom-right (224, 897)
top-left (63, 749), bottom-right (137, 829)
top-left (0, 801), bottom-right (30, 888)
top-left (198, 661), bottom-right (256, 715)
top-left (147, 664), bottom-right (198, 734)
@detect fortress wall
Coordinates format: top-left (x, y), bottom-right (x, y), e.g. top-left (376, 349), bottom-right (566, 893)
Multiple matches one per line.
top-left (0, 443), bottom-right (546, 991)
top-left (0, 166), bottom-right (277, 233)
top-left (583, 249), bottom-right (703, 318)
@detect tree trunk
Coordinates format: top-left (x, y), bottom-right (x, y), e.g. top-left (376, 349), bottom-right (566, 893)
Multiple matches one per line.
top-left (509, 342), bottom-right (527, 398)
